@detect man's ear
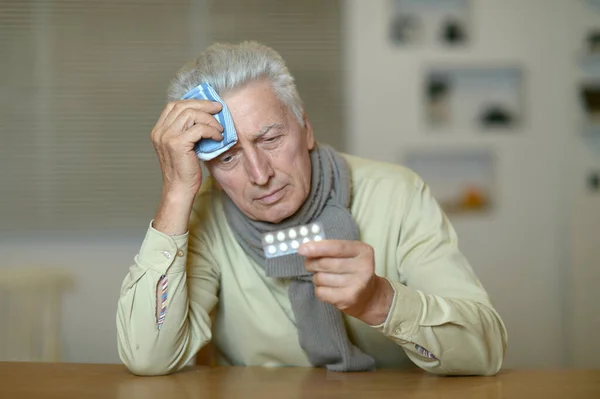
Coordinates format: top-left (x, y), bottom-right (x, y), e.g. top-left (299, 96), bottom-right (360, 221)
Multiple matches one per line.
top-left (303, 113), bottom-right (315, 150)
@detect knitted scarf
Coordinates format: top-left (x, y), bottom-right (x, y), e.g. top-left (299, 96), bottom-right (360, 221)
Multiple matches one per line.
top-left (222, 144), bottom-right (375, 371)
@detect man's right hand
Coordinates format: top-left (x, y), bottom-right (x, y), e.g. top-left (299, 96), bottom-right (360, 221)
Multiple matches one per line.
top-left (150, 100), bottom-right (224, 235)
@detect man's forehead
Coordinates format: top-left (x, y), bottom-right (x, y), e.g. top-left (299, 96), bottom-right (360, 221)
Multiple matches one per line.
top-left (258, 122), bottom-right (284, 135)
top-left (221, 81), bottom-right (293, 141)
top-left (223, 80), bottom-right (287, 116)
top-left (233, 121), bottom-right (284, 143)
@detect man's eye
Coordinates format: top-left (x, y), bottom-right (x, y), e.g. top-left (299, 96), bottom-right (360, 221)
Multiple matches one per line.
top-left (264, 136), bottom-right (280, 143)
top-left (221, 155), bottom-right (233, 163)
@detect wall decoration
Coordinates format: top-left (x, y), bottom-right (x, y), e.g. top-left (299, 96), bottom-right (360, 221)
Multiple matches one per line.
top-left (587, 170), bottom-right (600, 192)
top-left (389, 0), bottom-right (470, 46)
top-left (425, 76), bottom-right (452, 126)
top-left (586, 0), bottom-right (600, 12)
top-left (579, 33), bottom-right (600, 133)
top-left (585, 30), bottom-right (600, 55)
top-left (578, 49), bottom-right (600, 134)
top-left (424, 66), bottom-right (524, 131)
top-left (389, 14), bottom-right (423, 44)
top-left (580, 83), bottom-right (600, 130)
top-left (402, 148), bottom-right (495, 214)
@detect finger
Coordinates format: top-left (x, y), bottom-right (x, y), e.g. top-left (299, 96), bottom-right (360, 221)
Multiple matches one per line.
top-left (170, 107), bottom-right (224, 134)
top-left (151, 102), bottom-right (177, 143)
top-left (304, 257), bottom-right (351, 274)
top-left (179, 122), bottom-right (224, 144)
top-left (156, 102), bottom-right (176, 130)
top-left (312, 272), bottom-right (349, 288)
top-left (298, 240), bottom-right (362, 259)
top-left (314, 285), bottom-right (342, 306)
top-left (169, 109), bottom-right (224, 135)
top-left (163, 100), bottom-right (223, 130)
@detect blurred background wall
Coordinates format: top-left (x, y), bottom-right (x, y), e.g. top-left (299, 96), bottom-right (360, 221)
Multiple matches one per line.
top-left (1, 0), bottom-right (599, 368)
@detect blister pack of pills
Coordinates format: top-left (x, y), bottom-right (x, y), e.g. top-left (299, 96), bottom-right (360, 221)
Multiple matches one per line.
top-left (262, 222), bottom-right (325, 258)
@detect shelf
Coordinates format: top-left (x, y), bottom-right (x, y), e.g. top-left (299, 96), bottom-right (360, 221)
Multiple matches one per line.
top-left (423, 65), bottom-right (524, 132)
top-left (402, 148), bottom-right (495, 215)
top-left (389, 0), bottom-right (470, 46)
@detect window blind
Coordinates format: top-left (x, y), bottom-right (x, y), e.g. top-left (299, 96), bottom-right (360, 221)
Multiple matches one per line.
top-left (0, 0), bottom-right (343, 233)
top-left (1, 0), bottom-right (195, 232)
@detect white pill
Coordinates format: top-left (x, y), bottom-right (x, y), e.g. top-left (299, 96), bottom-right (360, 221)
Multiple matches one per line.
top-left (277, 231), bottom-right (286, 241)
top-left (288, 229), bottom-right (297, 239)
top-left (314, 235), bottom-right (322, 241)
top-left (302, 237), bottom-right (310, 244)
top-left (264, 234), bottom-right (274, 244)
top-left (311, 224), bottom-right (320, 234)
top-left (279, 243), bottom-right (288, 252)
top-left (267, 245), bottom-right (277, 254)
top-left (291, 240), bottom-right (299, 249)
top-left (300, 226), bottom-right (309, 236)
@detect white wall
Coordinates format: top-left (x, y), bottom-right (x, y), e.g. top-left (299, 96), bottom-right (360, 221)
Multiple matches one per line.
top-left (567, 1), bottom-right (600, 368)
top-left (1, 234), bottom-right (143, 363)
top-left (343, 0), bottom-right (599, 368)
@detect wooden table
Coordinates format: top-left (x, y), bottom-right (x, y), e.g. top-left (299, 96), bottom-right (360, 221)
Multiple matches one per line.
top-left (1, 362), bottom-right (599, 398)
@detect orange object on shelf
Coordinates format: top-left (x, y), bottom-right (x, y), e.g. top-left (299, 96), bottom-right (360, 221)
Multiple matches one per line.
top-left (461, 187), bottom-right (487, 209)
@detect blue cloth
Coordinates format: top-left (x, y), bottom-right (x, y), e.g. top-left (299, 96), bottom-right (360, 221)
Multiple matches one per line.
top-left (181, 83), bottom-right (238, 161)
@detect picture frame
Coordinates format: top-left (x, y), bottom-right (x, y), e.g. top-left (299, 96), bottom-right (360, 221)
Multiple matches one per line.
top-left (423, 65), bottom-right (525, 132)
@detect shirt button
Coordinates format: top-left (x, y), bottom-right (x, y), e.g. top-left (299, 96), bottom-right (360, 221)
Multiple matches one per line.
top-left (162, 251), bottom-right (172, 260)
top-left (177, 249), bottom-right (184, 257)
top-left (394, 328), bottom-right (401, 335)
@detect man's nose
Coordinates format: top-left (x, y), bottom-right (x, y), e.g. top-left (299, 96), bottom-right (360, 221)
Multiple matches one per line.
top-left (244, 148), bottom-right (274, 186)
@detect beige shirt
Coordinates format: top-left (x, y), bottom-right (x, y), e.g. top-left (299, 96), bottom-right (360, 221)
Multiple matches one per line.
top-left (116, 154), bottom-right (507, 376)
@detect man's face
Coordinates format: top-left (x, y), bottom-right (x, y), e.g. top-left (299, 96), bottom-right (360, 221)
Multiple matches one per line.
top-left (206, 80), bottom-right (315, 223)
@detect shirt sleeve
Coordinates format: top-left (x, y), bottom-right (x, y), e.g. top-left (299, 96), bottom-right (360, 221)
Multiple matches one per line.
top-left (373, 179), bottom-right (508, 376)
top-left (116, 221), bottom-right (219, 376)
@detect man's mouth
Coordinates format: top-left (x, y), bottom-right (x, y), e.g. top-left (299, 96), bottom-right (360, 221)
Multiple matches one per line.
top-left (256, 186), bottom-right (286, 205)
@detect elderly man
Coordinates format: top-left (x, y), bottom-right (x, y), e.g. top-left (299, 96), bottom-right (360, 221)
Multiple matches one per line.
top-left (116, 41), bottom-right (507, 376)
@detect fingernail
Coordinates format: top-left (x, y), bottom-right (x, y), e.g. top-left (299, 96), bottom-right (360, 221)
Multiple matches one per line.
top-left (297, 244), bottom-right (308, 255)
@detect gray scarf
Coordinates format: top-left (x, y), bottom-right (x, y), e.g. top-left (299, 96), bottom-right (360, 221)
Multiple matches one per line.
top-left (222, 144), bottom-right (375, 372)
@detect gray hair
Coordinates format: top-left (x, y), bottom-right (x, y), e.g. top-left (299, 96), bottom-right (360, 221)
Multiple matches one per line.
top-left (167, 41), bottom-right (305, 127)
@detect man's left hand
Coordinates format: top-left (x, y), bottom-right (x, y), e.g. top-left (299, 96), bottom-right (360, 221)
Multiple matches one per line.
top-left (298, 240), bottom-right (394, 326)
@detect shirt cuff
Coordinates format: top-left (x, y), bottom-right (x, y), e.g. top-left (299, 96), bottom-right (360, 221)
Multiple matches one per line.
top-left (370, 278), bottom-right (423, 342)
top-left (135, 220), bottom-right (189, 275)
